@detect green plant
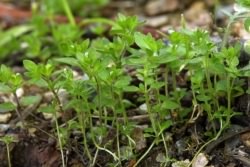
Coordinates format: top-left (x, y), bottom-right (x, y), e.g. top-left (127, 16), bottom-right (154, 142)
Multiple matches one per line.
top-left (23, 60), bottom-right (66, 167)
top-left (0, 135), bottom-right (15, 167)
top-left (1, 2), bottom-right (250, 165)
top-left (20, 13), bottom-right (248, 166)
top-left (220, 0), bottom-right (250, 48)
top-left (0, 65), bottom-right (24, 125)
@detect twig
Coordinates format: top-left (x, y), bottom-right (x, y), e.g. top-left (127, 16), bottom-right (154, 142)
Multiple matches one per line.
top-left (205, 127), bottom-right (250, 153)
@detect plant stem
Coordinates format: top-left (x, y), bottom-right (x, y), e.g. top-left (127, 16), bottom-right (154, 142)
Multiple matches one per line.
top-left (161, 133), bottom-right (169, 162)
top-left (134, 139), bottom-right (156, 167)
top-left (51, 89), bottom-right (64, 113)
top-left (144, 83), bottom-right (157, 135)
top-left (46, 80), bottom-right (66, 167)
top-left (171, 71), bottom-right (177, 91)
top-left (110, 86), bottom-right (121, 163)
top-left (118, 92), bottom-right (128, 124)
top-left (13, 92), bottom-right (25, 126)
top-left (164, 67), bottom-right (169, 96)
top-left (226, 77), bottom-right (235, 125)
top-left (79, 112), bottom-right (92, 162)
top-left (116, 122), bottom-right (121, 163)
top-left (61, 0), bottom-right (76, 26)
top-left (94, 77), bottom-right (103, 125)
top-left (54, 114), bottom-right (66, 167)
top-left (188, 119), bottom-right (227, 167)
top-left (91, 148), bottom-right (99, 167)
top-left (82, 98), bottom-right (93, 162)
top-left (221, 19), bottom-right (233, 49)
top-left (6, 143), bottom-right (11, 167)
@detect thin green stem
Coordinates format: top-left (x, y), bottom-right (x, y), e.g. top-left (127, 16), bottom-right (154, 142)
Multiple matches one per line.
top-left (13, 92), bottom-right (25, 126)
top-left (80, 97), bottom-right (95, 163)
top-left (54, 114), bottom-right (66, 167)
top-left (172, 71), bottom-right (177, 91)
top-left (46, 80), bottom-right (66, 167)
top-left (144, 83), bottom-right (157, 135)
top-left (134, 139), bottom-right (156, 167)
top-left (78, 109), bottom-right (92, 161)
top-left (225, 77), bottom-right (235, 125)
top-left (6, 143), bottom-right (11, 167)
top-left (94, 77), bottom-right (103, 125)
top-left (61, 0), bottom-right (76, 26)
top-left (188, 119), bottom-right (228, 167)
top-left (91, 148), bottom-right (99, 167)
top-left (116, 123), bottom-right (121, 164)
top-left (221, 19), bottom-right (233, 49)
top-left (161, 133), bottom-right (169, 162)
top-left (110, 86), bottom-right (121, 163)
top-left (164, 67), bottom-right (169, 96)
top-left (118, 92), bottom-right (128, 124)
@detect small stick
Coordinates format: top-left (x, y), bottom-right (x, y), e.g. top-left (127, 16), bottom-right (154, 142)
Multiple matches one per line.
top-left (205, 127), bottom-right (250, 153)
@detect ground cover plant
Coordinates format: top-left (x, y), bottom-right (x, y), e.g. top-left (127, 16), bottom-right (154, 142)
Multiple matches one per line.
top-left (0, 0), bottom-right (250, 167)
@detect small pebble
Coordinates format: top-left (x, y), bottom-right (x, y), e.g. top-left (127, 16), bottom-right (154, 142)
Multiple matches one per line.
top-left (0, 113), bottom-right (12, 123)
top-left (145, 0), bottom-right (179, 16)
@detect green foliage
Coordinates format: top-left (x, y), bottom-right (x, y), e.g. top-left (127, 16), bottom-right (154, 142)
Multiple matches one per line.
top-left (42, 0), bottom-right (109, 16)
top-left (0, 102), bottom-right (16, 113)
top-left (0, 65), bottom-right (23, 92)
top-left (0, 5), bottom-right (250, 166)
top-left (236, 0), bottom-right (250, 7)
top-left (0, 25), bottom-right (33, 60)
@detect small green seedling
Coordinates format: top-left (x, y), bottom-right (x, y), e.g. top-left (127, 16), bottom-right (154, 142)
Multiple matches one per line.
top-left (0, 135), bottom-right (15, 167)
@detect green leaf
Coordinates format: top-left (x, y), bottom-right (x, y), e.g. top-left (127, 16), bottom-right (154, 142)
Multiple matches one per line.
top-left (20, 95), bottom-right (42, 106)
top-left (38, 105), bottom-right (55, 113)
top-left (123, 86), bottom-right (139, 92)
top-left (159, 120), bottom-right (173, 133)
top-left (197, 94), bottom-right (211, 102)
top-left (54, 57), bottom-right (80, 67)
top-left (127, 56), bottom-right (147, 65)
top-left (236, 0), bottom-right (250, 8)
top-left (215, 80), bottom-right (227, 92)
top-left (244, 18), bottom-right (250, 32)
top-left (134, 32), bottom-right (158, 52)
top-left (114, 76), bottom-right (131, 88)
top-left (0, 65), bottom-right (13, 82)
top-left (0, 25), bottom-right (33, 47)
top-left (244, 40), bottom-right (250, 54)
top-left (247, 88), bottom-right (250, 94)
top-left (0, 83), bottom-right (12, 93)
top-left (0, 102), bottom-right (16, 113)
top-left (162, 99), bottom-right (179, 110)
top-left (23, 60), bottom-right (37, 71)
top-left (150, 82), bottom-right (165, 89)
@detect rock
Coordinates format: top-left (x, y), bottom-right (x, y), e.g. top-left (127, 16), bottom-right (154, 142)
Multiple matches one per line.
top-left (131, 127), bottom-right (146, 151)
top-left (145, 0), bottom-right (179, 16)
top-left (172, 159), bottom-right (190, 167)
top-left (145, 15), bottom-right (168, 27)
top-left (139, 103), bottom-right (147, 113)
top-left (15, 84), bottom-right (23, 98)
top-left (184, 1), bottom-right (206, 21)
top-left (0, 113), bottom-right (12, 123)
top-left (184, 1), bottom-right (212, 29)
top-left (192, 153), bottom-right (208, 167)
top-left (42, 113), bottom-right (54, 120)
top-left (232, 22), bottom-right (250, 40)
top-left (241, 131), bottom-right (250, 148)
top-left (215, 5), bottom-right (234, 21)
top-left (205, 0), bottom-right (216, 7)
top-left (0, 124), bottom-right (10, 133)
top-left (28, 127), bottom-right (37, 137)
